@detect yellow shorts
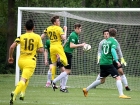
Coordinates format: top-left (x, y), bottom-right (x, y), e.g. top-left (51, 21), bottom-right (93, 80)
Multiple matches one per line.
top-left (18, 59), bottom-right (36, 79)
top-left (50, 45), bottom-right (68, 66)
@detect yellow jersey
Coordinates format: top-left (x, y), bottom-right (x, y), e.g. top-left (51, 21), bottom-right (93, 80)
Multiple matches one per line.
top-left (15, 32), bottom-right (43, 60)
top-left (44, 25), bottom-right (64, 45)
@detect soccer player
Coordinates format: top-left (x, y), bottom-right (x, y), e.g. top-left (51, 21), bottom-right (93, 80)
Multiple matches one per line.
top-left (83, 28), bottom-right (131, 99)
top-left (52, 23), bottom-right (86, 92)
top-left (44, 39), bottom-right (65, 87)
top-left (96, 29), bottom-right (131, 91)
top-left (8, 19), bottom-right (44, 104)
top-left (42, 15), bottom-right (68, 90)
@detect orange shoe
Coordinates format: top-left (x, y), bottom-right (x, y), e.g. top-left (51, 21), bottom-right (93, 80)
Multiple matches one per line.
top-left (83, 88), bottom-right (88, 97)
top-left (119, 95), bottom-right (131, 99)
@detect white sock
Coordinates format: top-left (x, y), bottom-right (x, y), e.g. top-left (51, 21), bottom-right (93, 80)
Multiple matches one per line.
top-left (96, 74), bottom-right (100, 80)
top-left (53, 72), bottom-right (67, 83)
top-left (61, 75), bottom-right (68, 89)
top-left (47, 70), bottom-right (51, 83)
top-left (121, 74), bottom-right (128, 87)
top-left (86, 80), bottom-right (101, 91)
top-left (116, 80), bottom-right (123, 96)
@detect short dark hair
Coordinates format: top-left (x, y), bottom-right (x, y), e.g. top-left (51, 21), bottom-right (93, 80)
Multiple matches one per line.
top-left (74, 23), bottom-right (81, 29)
top-left (25, 19), bottom-right (34, 30)
top-left (51, 15), bottom-right (59, 24)
top-left (109, 28), bottom-right (117, 37)
top-left (103, 29), bottom-right (109, 35)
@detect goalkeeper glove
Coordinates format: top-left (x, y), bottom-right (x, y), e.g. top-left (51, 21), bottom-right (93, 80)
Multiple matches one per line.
top-left (121, 57), bottom-right (127, 66)
top-left (97, 56), bottom-right (100, 64)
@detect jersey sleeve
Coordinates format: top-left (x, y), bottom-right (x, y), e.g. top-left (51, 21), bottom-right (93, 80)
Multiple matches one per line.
top-left (116, 40), bottom-right (123, 58)
top-left (44, 28), bottom-right (47, 33)
top-left (14, 37), bottom-right (20, 45)
top-left (98, 40), bottom-right (104, 56)
top-left (38, 36), bottom-right (43, 48)
top-left (69, 35), bottom-right (76, 43)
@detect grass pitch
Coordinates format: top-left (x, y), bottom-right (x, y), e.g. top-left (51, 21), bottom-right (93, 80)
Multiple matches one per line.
top-left (0, 74), bottom-right (140, 105)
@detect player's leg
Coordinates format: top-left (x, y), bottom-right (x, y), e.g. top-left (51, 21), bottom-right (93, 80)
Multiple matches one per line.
top-left (95, 73), bottom-right (100, 80)
top-left (19, 66), bottom-right (35, 100)
top-left (10, 60), bottom-right (36, 104)
top-left (52, 52), bottom-right (69, 84)
top-left (118, 68), bottom-right (131, 91)
top-left (60, 67), bottom-right (69, 93)
top-left (113, 60), bottom-right (131, 91)
top-left (46, 59), bottom-right (53, 87)
top-left (110, 65), bottom-right (131, 99)
top-left (19, 80), bottom-right (29, 100)
top-left (83, 65), bottom-right (108, 97)
top-left (60, 52), bottom-right (72, 92)
top-left (57, 46), bottom-right (68, 66)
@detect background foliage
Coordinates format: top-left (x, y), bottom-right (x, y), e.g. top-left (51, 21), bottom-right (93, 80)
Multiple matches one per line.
top-left (0, 0), bottom-right (140, 74)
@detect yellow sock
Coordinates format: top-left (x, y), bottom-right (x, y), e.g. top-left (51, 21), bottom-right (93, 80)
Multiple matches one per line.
top-left (51, 66), bottom-right (56, 80)
top-left (21, 80), bottom-right (29, 95)
top-left (14, 80), bottom-right (25, 95)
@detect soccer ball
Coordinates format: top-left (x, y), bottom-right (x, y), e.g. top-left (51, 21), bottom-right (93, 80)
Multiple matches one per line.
top-left (83, 44), bottom-right (91, 51)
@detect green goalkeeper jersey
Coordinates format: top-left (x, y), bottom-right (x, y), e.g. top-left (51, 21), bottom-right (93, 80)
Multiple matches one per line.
top-left (45, 39), bottom-right (50, 59)
top-left (99, 37), bottom-right (118, 65)
top-left (64, 31), bottom-right (79, 53)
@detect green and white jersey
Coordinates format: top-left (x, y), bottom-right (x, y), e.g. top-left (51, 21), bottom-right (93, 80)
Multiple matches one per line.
top-left (98, 39), bottom-right (123, 59)
top-left (99, 37), bottom-right (118, 65)
top-left (64, 31), bottom-right (79, 53)
top-left (45, 39), bottom-right (50, 59)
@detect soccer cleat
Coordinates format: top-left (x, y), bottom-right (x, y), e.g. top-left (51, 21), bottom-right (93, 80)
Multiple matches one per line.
top-left (51, 82), bottom-right (58, 91)
top-left (119, 95), bottom-right (131, 99)
top-left (46, 82), bottom-right (51, 87)
top-left (60, 88), bottom-right (69, 93)
top-left (83, 88), bottom-right (88, 97)
top-left (125, 86), bottom-right (131, 91)
top-left (19, 93), bottom-right (25, 101)
top-left (10, 92), bottom-right (16, 105)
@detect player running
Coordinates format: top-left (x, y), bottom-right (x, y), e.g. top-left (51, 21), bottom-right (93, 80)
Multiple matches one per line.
top-left (8, 19), bottom-right (44, 105)
top-left (96, 29), bottom-right (131, 91)
top-left (83, 28), bottom-right (131, 99)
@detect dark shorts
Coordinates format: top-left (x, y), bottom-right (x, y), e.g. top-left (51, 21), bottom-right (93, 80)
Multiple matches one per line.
top-left (113, 60), bottom-right (122, 70)
top-left (48, 58), bottom-right (63, 68)
top-left (64, 52), bottom-right (72, 69)
top-left (100, 64), bottom-right (119, 78)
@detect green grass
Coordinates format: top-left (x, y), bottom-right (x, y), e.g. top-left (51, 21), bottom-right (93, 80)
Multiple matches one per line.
top-left (0, 74), bottom-right (140, 105)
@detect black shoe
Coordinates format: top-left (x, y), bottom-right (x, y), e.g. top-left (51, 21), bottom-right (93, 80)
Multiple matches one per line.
top-left (52, 82), bottom-right (58, 91)
top-left (125, 86), bottom-right (131, 91)
top-left (10, 93), bottom-right (14, 105)
top-left (60, 88), bottom-right (68, 93)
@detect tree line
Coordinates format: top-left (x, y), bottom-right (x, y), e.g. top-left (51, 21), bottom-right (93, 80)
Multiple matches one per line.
top-left (0, 0), bottom-right (139, 73)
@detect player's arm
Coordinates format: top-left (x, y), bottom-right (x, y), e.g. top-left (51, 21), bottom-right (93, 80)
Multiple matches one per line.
top-left (97, 40), bottom-right (103, 64)
top-left (37, 36), bottom-right (44, 53)
top-left (111, 44), bottom-right (121, 67)
top-left (41, 33), bottom-right (45, 39)
top-left (44, 49), bottom-right (49, 66)
top-left (116, 40), bottom-right (127, 66)
top-left (70, 42), bottom-right (85, 48)
top-left (41, 29), bottom-right (47, 39)
top-left (8, 42), bottom-right (17, 64)
top-left (61, 26), bottom-right (67, 40)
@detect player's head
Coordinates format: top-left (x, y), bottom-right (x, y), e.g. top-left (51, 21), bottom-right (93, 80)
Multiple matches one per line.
top-left (74, 23), bottom-right (82, 34)
top-left (25, 19), bottom-right (34, 30)
top-left (51, 15), bottom-right (60, 26)
top-left (103, 29), bottom-right (109, 39)
top-left (109, 28), bottom-right (117, 37)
